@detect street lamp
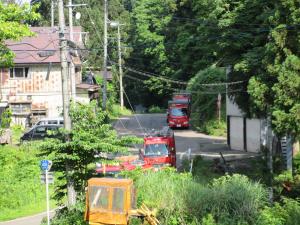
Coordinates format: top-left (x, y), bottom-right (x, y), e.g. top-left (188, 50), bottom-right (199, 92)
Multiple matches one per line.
top-left (110, 21), bottom-right (124, 109)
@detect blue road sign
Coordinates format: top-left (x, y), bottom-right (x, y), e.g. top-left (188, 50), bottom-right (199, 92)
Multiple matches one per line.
top-left (40, 160), bottom-right (49, 171)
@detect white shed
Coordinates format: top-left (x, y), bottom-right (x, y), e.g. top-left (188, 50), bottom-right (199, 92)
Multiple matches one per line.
top-left (226, 96), bottom-right (266, 153)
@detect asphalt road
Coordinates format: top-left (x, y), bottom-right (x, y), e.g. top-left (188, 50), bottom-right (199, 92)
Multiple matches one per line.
top-left (0, 210), bottom-right (55, 225)
top-left (114, 113), bottom-right (257, 167)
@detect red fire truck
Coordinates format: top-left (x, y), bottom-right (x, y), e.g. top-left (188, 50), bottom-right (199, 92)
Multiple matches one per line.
top-left (95, 159), bottom-right (153, 175)
top-left (141, 127), bottom-right (176, 168)
top-left (172, 92), bottom-right (191, 103)
top-left (96, 127), bottom-right (176, 175)
top-left (167, 92), bottom-right (191, 128)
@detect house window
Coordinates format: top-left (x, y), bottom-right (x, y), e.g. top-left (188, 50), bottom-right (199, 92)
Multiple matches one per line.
top-left (10, 67), bottom-right (29, 79)
top-left (10, 103), bottom-right (31, 115)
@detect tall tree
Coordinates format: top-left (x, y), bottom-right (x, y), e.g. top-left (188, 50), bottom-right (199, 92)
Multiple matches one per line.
top-left (0, 2), bottom-right (40, 67)
top-left (125, 0), bottom-right (177, 107)
top-left (173, 0), bottom-right (299, 137)
top-left (39, 102), bottom-right (141, 201)
top-left (247, 0), bottom-right (300, 138)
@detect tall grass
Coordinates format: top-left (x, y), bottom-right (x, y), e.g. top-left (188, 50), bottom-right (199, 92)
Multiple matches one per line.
top-left (124, 169), bottom-right (267, 225)
top-left (186, 174), bottom-right (267, 224)
top-left (0, 144), bottom-right (55, 221)
top-left (133, 168), bottom-right (191, 223)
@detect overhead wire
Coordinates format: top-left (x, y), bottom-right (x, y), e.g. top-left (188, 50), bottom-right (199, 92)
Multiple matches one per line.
top-left (112, 61), bottom-right (246, 87)
top-left (124, 73), bottom-right (247, 95)
top-left (6, 39), bottom-right (58, 50)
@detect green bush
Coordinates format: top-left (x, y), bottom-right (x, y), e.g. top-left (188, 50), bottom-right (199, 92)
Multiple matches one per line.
top-left (203, 120), bottom-right (227, 137)
top-left (0, 108), bottom-right (12, 128)
top-left (11, 125), bottom-right (24, 144)
top-left (187, 67), bottom-right (226, 134)
top-left (107, 103), bottom-right (132, 119)
top-left (0, 144), bottom-right (48, 221)
top-left (257, 198), bottom-right (300, 225)
top-left (42, 202), bottom-right (87, 225)
top-left (202, 214), bottom-right (217, 225)
top-left (186, 174), bottom-right (267, 225)
top-left (148, 105), bottom-right (165, 113)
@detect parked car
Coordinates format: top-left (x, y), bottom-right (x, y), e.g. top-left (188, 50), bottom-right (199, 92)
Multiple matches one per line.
top-left (34, 117), bottom-right (64, 126)
top-left (20, 124), bottom-right (63, 142)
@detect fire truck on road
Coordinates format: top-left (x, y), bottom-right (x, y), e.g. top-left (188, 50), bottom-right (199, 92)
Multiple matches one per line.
top-left (96, 127), bottom-right (176, 175)
top-left (167, 92), bottom-right (191, 128)
top-left (141, 127), bottom-right (176, 168)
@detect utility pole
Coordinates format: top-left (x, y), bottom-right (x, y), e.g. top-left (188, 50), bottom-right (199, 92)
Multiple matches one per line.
top-left (110, 21), bottom-right (124, 109)
top-left (225, 66), bottom-right (232, 146)
top-left (68, 0), bottom-right (76, 101)
top-left (217, 93), bottom-right (221, 124)
top-left (117, 24), bottom-right (124, 109)
top-left (266, 114), bottom-right (273, 204)
top-left (102, 0), bottom-right (108, 110)
top-left (58, 0), bottom-right (76, 206)
top-left (51, 0), bottom-right (55, 27)
top-left (66, 1), bottom-right (86, 101)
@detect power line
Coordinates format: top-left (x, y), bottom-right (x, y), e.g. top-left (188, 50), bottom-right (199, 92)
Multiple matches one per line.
top-left (119, 62), bottom-right (247, 87)
top-left (110, 61), bottom-right (187, 85)
top-left (6, 39), bottom-right (58, 50)
top-left (124, 74), bottom-right (247, 95)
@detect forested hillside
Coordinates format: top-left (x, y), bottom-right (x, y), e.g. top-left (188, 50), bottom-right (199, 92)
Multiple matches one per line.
top-left (35, 0), bottom-right (300, 136)
top-left (125, 0), bottom-right (299, 137)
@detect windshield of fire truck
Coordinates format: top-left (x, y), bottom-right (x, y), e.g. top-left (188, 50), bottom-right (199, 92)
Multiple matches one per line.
top-left (144, 143), bottom-right (168, 156)
top-left (170, 108), bottom-right (187, 117)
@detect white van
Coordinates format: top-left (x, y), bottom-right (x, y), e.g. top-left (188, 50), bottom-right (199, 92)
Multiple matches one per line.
top-left (35, 117), bottom-right (64, 126)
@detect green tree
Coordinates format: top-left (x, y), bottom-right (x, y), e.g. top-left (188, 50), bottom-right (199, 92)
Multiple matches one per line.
top-left (0, 2), bottom-right (40, 67)
top-left (125, 0), bottom-right (178, 107)
top-left (39, 102), bottom-right (141, 202)
top-left (175, 0), bottom-right (299, 138)
top-left (247, 1), bottom-right (300, 138)
top-left (187, 67), bottom-right (226, 133)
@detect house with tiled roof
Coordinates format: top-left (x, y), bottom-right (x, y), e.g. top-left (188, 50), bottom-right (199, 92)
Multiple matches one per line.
top-left (0, 26), bottom-right (99, 126)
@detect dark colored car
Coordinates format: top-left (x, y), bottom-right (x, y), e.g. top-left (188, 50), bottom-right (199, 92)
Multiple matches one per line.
top-left (20, 124), bottom-right (62, 142)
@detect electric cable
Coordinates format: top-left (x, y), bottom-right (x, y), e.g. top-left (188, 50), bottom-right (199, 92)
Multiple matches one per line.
top-left (124, 73), bottom-right (247, 95)
top-left (114, 61), bottom-right (246, 87)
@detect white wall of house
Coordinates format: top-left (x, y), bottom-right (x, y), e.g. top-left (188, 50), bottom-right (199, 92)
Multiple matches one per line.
top-left (0, 64), bottom-right (81, 126)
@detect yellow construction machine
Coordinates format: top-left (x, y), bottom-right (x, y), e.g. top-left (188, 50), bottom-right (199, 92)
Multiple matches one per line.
top-left (84, 178), bottom-right (159, 225)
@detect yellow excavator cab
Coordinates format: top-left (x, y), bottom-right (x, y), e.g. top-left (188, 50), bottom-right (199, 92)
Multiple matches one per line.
top-left (85, 178), bottom-right (135, 225)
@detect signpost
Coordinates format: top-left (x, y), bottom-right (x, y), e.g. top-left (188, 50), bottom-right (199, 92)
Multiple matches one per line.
top-left (40, 160), bottom-right (53, 225)
top-left (41, 172), bottom-right (54, 184)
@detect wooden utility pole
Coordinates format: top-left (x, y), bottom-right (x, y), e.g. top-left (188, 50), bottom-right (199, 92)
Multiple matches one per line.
top-left (117, 24), bottom-right (124, 109)
top-left (217, 93), bottom-right (221, 124)
top-left (68, 0), bottom-right (76, 100)
top-left (51, 0), bottom-right (55, 27)
top-left (58, 0), bottom-right (76, 206)
top-left (102, 0), bottom-right (108, 110)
